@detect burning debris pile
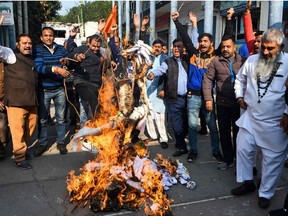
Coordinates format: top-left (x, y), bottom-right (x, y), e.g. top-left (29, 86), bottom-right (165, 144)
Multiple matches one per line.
top-left (66, 40), bottom-right (195, 215)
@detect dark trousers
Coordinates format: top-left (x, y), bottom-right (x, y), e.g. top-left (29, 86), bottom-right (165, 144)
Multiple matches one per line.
top-left (0, 111), bottom-right (9, 144)
top-left (199, 108), bottom-right (207, 132)
top-left (74, 82), bottom-right (100, 119)
top-left (64, 81), bottom-right (80, 126)
top-left (217, 104), bottom-right (240, 164)
top-left (165, 97), bottom-right (187, 151)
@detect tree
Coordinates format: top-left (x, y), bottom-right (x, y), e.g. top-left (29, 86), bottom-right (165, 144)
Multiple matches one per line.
top-left (26, 1), bottom-right (61, 44)
top-left (54, 1), bottom-right (112, 24)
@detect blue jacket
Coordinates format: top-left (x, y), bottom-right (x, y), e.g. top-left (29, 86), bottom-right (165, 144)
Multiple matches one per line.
top-left (173, 18), bottom-right (233, 96)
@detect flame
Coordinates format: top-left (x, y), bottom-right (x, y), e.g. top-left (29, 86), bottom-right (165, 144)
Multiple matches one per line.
top-left (67, 47), bottom-right (174, 215)
top-left (154, 154), bottom-right (178, 176)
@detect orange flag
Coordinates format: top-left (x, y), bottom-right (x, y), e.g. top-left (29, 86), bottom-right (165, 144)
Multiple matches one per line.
top-left (102, 4), bottom-right (117, 39)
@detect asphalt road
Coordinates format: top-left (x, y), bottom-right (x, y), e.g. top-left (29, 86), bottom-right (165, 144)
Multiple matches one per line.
top-left (0, 122), bottom-right (287, 216)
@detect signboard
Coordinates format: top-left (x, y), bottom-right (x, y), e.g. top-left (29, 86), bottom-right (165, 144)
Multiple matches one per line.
top-left (220, 1), bottom-right (257, 16)
top-left (0, 2), bottom-right (14, 25)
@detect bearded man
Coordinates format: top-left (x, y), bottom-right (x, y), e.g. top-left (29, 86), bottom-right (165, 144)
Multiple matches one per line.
top-left (231, 28), bottom-right (288, 209)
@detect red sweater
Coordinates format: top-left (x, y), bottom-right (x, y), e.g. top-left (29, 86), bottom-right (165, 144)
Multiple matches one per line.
top-left (243, 13), bottom-right (255, 56)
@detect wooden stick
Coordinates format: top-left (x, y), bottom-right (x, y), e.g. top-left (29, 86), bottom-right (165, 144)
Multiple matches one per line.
top-left (178, 2), bottom-right (185, 12)
top-left (83, 48), bottom-right (91, 55)
top-left (62, 57), bottom-right (79, 62)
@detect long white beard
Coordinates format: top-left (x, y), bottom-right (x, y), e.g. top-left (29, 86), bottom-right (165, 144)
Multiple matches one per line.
top-left (254, 54), bottom-right (279, 81)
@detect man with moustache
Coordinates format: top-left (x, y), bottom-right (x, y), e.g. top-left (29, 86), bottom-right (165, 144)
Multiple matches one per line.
top-left (69, 34), bottom-right (104, 119)
top-left (146, 39), bottom-right (169, 149)
top-left (171, 9), bottom-right (234, 162)
top-left (147, 39), bottom-right (188, 156)
top-left (34, 27), bottom-right (71, 157)
top-left (3, 34), bottom-right (38, 169)
top-left (203, 35), bottom-right (245, 171)
top-left (231, 28), bottom-right (288, 209)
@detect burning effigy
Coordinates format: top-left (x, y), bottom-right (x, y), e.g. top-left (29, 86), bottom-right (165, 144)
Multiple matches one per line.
top-left (66, 40), bottom-right (195, 215)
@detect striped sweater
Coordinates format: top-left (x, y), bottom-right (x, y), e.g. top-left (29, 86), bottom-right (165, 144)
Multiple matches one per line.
top-left (34, 43), bottom-right (68, 90)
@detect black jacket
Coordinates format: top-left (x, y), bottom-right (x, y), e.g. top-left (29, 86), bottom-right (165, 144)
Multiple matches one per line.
top-left (69, 45), bottom-right (102, 86)
top-left (163, 57), bottom-right (188, 100)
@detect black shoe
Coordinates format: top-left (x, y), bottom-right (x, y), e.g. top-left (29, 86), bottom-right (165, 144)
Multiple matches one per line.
top-left (231, 180), bottom-right (256, 196)
top-left (160, 142), bottom-right (168, 149)
top-left (172, 149), bottom-right (188, 157)
top-left (187, 151), bottom-right (197, 163)
top-left (213, 153), bottom-right (224, 164)
top-left (57, 144), bottom-right (68, 155)
top-left (34, 145), bottom-right (48, 157)
top-left (14, 160), bottom-right (32, 170)
top-left (258, 197), bottom-right (270, 209)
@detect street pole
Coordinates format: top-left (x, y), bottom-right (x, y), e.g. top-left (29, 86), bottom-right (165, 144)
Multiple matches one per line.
top-left (150, 0), bottom-right (155, 45)
top-left (118, 0), bottom-right (122, 43)
top-left (204, 0), bottom-right (214, 35)
top-left (135, 0), bottom-right (141, 41)
top-left (17, 1), bottom-right (23, 35)
top-left (170, 1), bottom-right (177, 56)
top-left (125, 0), bottom-right (130, 41)
top-left (23, 1), bottom-right (28, 34)
top-left (269, 0), bottom-right (283, 29)
top-left (80, 0), bottom-right (85, 38)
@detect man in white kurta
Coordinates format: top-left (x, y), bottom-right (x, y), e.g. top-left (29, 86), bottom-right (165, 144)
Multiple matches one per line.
top-left (232, 28), bottom-right (288, 209)
top-left (146, 40), bottom-right (169, 148)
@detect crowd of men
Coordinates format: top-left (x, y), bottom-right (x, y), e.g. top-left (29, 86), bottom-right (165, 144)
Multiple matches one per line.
top-left (0, 0), bottom-right (287, 210)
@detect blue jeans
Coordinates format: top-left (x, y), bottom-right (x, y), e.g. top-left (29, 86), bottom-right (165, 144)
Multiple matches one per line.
top-left (187, 95), bottom-right (220, 155)
top-left (165, 97), bottom-right (188, 151)
top-left (38, 87), bottom-right (66, 146)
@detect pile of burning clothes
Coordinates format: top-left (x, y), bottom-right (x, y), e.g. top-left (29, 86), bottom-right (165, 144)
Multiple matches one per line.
top-left (67, 139), bottom-right (196, 215)
top-left (66, 40), bottom-right (196, 215)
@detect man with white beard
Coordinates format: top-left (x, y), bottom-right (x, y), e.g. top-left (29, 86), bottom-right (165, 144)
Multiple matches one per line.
top-left (231, 28), bottom-right (288, 209)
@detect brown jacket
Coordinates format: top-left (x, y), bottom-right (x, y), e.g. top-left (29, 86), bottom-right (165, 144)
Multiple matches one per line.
top-left (4, 50), bottom-right (38, 106)
top-left (202, 53), bottom-right (246, 107)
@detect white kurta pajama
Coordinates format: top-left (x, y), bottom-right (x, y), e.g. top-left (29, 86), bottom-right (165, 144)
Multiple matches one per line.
top-left (234, 52), bottom-right (288, 199)
top-left (146, 55), bottom-right (168, 143)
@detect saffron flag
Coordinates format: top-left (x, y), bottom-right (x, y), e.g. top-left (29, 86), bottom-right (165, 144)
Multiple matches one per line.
top-left (102, 4), bottom-right (117, 39)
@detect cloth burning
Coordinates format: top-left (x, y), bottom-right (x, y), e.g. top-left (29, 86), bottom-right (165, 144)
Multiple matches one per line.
top-left (67, 40), bottom-right (195, 215)
top-left (67, 140), bottom-right (195, 215)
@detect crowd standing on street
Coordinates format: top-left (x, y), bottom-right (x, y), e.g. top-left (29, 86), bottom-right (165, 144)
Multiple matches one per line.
top-left (0, 0), bottom-right (288, 210)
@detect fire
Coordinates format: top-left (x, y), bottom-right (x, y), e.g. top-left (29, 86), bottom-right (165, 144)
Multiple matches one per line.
top-left (66, 41), bottom-right (176, 215)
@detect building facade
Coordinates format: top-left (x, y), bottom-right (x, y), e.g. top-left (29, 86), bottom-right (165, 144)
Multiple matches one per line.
top-left (1, 1), bottom-right (288, 53)
top-left (118, 1), bottom-right (288, 53)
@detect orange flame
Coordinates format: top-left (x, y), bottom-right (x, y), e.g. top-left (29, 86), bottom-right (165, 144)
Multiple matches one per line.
top-left (67, 54), bottom-right (173, 215)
